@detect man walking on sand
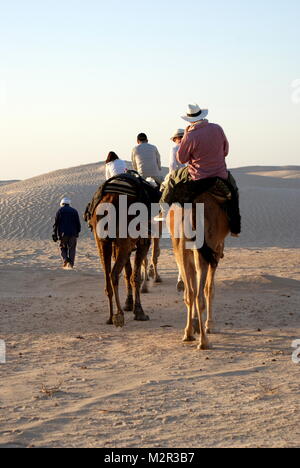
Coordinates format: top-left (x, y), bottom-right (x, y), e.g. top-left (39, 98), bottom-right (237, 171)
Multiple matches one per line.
top-left (52, 198), bottom-right (81, 269)
top-left (131, 133), bottom-right (163, 186)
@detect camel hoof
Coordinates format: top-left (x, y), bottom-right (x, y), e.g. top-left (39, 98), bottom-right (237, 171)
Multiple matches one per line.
top-left (182, 335), bottom-right (196, 343)
top-left (134, 315), bottom-right (150, 322)
top-left (106, 318), bottom-right (113, 325)
top-left (134, 310), bottom-right (150, 321)
top-left (177, 280), bottom-right (184, 292)
top-left (141, 285), bottom-right (149, 294)
top-left (112, 313), bottom-right (125, 328)
top-left (197, 342), bottom-right (211, 351)
top-left (124, 297), bottom-right (134, 311)
top-left (154, 276), bottom-right (162, 283)
top-left (148, 265), bottom-right (155, 279)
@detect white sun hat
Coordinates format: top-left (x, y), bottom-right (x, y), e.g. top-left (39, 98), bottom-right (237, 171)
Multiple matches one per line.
top-left (170, 128), bottom-right (185, 141)
top-left (60, 197), bottom-right (71, 206)
top-left (181, 103), bottom-right (208, 123)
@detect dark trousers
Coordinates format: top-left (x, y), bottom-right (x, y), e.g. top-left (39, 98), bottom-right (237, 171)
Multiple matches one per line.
top-left (60, 236), bottom-right (77, 266)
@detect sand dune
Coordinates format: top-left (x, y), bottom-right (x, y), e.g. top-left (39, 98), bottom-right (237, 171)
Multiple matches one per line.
top-left (0, 164), bottom-right (299, 247)
top-left (0, 180), bottom-right (20, 187)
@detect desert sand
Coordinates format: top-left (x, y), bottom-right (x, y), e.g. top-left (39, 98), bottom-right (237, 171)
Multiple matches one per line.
top-left (0, 164), bottom-right (299, 448)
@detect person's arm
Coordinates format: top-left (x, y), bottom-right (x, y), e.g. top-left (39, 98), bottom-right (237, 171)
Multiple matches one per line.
top-left (156, 147), bottom-right (162, 171)
top-left (131, 148), bottom-right (137, 171)
top-left (177, 135), bottom-right (193, 164)
top-left (169, 147), bottom-right (178, 172)
top-left (76, 211), bottom-right (81, 235)
top-left (52, 211), bottom-right (60, 241)
top-left (105, 165), bottom-right (110, 180)
top-left (224, 134), bottom-right (229, 157)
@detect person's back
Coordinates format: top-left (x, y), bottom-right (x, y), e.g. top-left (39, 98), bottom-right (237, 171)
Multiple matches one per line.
top-left (131, 133), bottom-right (162, 183)
top-left (177, 121), bottom-right (228, 181)
top-left (53, 198), bottom-right (81, 268)
top-left (106, 159), bottom-right (127, 180)
top-left (55, 205), bottom-right (81, 238)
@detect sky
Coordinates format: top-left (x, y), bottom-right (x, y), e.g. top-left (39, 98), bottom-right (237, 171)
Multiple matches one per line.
top-left (0, 0), bottom-right (300, 180)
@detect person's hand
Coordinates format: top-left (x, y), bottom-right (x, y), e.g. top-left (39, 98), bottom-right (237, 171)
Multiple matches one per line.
top-left (52, 234), bottom-right (58, 243)
top-left (184, 125), bottom-right (191, 135)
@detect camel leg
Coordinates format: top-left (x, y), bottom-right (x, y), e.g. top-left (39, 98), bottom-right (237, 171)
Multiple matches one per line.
top-left (124, 259), bottom-right (134, 311)
top-left (182, 281), bottom-right (197, 342)
top-left (141, 257), bottom-right (149, 294)
top-left (177, 272), bottom-right (185, 292)
top-left (174, 248), bottom-right (196, 342)
top-left (110, 248), bottom-right (131, 328)
top-left (192, 301), bottom-right (200, 335)
top-left (132, 240), bottom-right (151, 321)
top-left (144, 256), bottom-right (150, 281)
top-left (194, 251), bottom-right (210, 350)
top-left (98, 241), bottom-right (114, 325)
top-left (149, 238), bottom-right (162, 283)
top-left (205, 265), bottom-right (216, 334)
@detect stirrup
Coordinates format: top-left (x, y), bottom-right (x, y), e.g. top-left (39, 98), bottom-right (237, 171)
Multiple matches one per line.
top-left (154, 214), bottom-right (166, 222)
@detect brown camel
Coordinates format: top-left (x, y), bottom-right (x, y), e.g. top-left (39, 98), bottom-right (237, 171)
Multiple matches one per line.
top-left (91, 193), bottom-right (151, 327)
top-left (170, 192), bottom-right (229, 350)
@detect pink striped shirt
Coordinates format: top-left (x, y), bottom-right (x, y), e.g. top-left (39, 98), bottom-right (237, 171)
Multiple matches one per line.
top-left (177, 120), bottom-right (229, 181)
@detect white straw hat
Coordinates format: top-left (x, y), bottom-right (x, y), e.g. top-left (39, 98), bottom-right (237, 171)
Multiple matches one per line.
top-left (181, 103), bottom-right (208, 123)
top-left (60, 197), bottom-right (71, 206)
top-left (170, 128), bottom-right (185, 141)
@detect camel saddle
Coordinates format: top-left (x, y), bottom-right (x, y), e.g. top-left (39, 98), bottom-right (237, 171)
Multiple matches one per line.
top-left (170, 173), bottom-right (241, 236)
top-left (84, 171), bottom-right (161, 223)
top-left (172, 176), bottom-right (232, 206)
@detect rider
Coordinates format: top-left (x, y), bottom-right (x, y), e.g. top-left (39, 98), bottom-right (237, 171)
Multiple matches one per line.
top-left (105, 151), bottom-right (128, 180)
top-left (160, 104), bottom-right (241, 236)
top-left (131, 133), bottom-right (163, 186)
top-left (169, 128), bottom-right (186, 173)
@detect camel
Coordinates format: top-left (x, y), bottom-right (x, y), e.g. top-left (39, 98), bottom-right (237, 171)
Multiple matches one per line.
top-left (170, 192), bottom-right (229, 350)
top-left (91, 192), bottom-right (152, 327)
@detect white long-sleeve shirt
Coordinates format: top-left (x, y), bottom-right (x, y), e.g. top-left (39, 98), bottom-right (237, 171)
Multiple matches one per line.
top-left (169, 144), bottom-right (187, 173)
top-left (105, 159), bottom-right (127, 180)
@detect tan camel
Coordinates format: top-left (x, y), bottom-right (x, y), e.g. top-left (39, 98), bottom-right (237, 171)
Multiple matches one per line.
top-left (91, 193), bottom-right (151, 327)
top-left (170, 192), bottom-right (229, 350)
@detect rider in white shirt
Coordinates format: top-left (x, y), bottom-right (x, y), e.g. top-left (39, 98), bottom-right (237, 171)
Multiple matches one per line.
top-left (169, 128), bottom-right (186, 173)
top-left (167, 129), bottom-right (186, 291)
top-left (105, 152), bottom-right (128, 180)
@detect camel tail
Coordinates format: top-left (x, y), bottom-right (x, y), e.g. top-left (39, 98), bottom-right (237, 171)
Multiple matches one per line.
top-left (199, 242), bottom-right (218, 268)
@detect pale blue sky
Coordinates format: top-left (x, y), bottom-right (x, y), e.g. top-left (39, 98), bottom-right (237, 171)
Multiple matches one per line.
top-left (0, 0), bottom-right (299, 179)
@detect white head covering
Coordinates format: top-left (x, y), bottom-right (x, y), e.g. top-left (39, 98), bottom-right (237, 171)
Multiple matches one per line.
top-left (170, 128), bottom-right (185, 141)
top-left (60, 197), bottom-right (71, 206)
top-left (181, 103), bottom-right (208, 123)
